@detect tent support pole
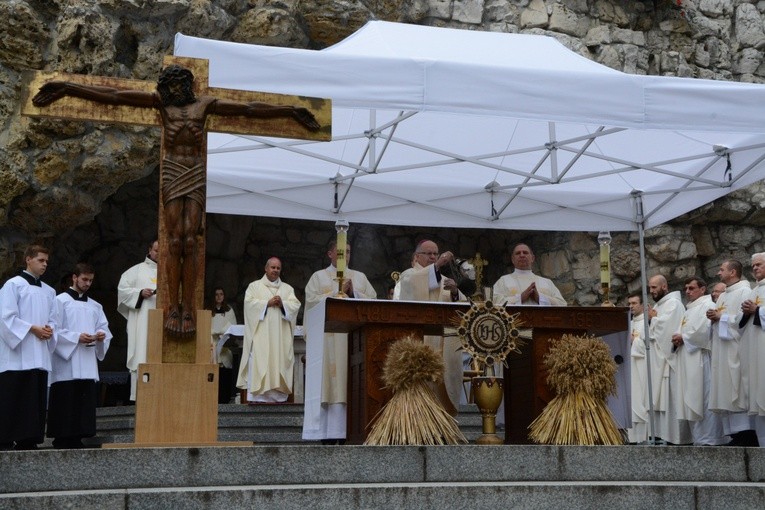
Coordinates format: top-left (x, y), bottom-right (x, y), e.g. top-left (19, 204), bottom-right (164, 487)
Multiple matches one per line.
top-left (633, 191), bottom-right (658, 445)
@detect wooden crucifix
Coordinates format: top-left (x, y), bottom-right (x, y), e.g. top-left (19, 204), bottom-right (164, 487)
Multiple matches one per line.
top-left (22, 56), bottom-right (331, 350)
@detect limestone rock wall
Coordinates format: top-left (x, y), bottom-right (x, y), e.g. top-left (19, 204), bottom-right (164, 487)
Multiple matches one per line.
top-left (1, 0), bottom-right (764, 369)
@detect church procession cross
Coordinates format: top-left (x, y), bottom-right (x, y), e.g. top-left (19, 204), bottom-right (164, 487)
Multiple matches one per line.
top-left (22, 56), bottom-right (331, 345)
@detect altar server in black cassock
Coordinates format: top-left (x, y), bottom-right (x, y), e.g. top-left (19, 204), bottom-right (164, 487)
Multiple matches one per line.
top-left (0, 245), bottom-right (57, 450)
top-left (47, 263), bottom-right (112, 449)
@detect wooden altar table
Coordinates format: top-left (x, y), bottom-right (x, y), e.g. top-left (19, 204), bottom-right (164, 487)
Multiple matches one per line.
top-left (323, 298), bottom-right (628, 444)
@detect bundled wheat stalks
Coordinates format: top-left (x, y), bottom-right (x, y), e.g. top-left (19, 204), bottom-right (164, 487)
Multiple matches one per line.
top-left (364, 336), bottom-right (467, 445)
top-left (528, 334), bottom-right (623, 445)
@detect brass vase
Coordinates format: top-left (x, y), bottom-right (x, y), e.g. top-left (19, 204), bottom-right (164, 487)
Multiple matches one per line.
top-left (472, 376), bottom-right (504, 445)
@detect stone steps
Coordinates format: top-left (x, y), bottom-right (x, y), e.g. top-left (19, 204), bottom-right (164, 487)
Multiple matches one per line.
top-left (86, 403), bottom-right (485, 446)
top-left (1, 445), bottom-right (764, 509)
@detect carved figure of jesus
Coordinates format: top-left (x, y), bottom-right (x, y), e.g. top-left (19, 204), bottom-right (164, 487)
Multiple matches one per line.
top-left (32, 65), bottom-right (320, 337)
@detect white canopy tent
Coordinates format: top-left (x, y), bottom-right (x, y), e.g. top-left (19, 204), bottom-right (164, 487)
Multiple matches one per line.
top-left (175, 21), bottom-right (765, 441)
top-left (174, 21), bottom-right (765, 233)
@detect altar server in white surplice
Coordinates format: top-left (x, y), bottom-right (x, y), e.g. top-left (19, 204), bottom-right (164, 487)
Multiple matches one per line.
top-left (671, 277), bottom-right (727, 445)
top-left (396, 240), bottom-right (466, 416)
top-left (707, 259), bottom-right (757, 446)
top-left (237, 257), bottom-right (301, 403)
top-left (302, 241), bottom-right (377, 442)
top-left (0, 245), bottom-right (57, 451)
top-left (647, 275), bottom-right (689, 445)
top-left (493, 243), bottom-right (566, 306)
top-left (210, 287), bottom-right (237, 347)
top-left (47, 263), bottom-right (112, 449)
top-left (627, 291), bottom-right (650, 444)
top-left (117, 240), bottom-right (158, 401)
top-left (738, 253), bottom-right (765, 446)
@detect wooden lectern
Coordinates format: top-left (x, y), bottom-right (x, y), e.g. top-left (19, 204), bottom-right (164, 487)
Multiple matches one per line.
top-left (323, 299), bottom-right (628, 444)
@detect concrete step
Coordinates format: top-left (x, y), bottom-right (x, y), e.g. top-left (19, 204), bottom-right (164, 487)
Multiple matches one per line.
top-left (89, 403), bottom-right (486, 445)
top-left (1, 445), bottom-right (765, 509)
top-left (3, 480), bottom-right (765, 510)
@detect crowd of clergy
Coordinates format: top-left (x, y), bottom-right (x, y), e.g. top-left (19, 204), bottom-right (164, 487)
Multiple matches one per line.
top-left (628, 256), bottom-right (765, 447)
top-left (5, 238), bottom-right (765, 450)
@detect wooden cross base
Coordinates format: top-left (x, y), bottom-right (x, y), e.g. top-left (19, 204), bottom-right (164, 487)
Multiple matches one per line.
top-left (104, 309), bottom-right (250, 448)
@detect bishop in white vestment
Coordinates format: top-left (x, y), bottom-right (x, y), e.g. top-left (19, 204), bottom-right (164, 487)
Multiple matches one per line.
top-left (237, 258), bottom-right (301, 403)
top-left (396, 240), bottom-right (465, 416)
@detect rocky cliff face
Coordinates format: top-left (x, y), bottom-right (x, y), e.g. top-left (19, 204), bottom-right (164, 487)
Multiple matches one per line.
top-left (1, 1), bottom-right (764, 368)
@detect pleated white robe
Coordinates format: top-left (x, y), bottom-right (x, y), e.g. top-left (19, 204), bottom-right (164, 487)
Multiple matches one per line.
top-left (301, 266), bottom-right (377, 440)
top-left (709, 279), bottom-right (754, 435)
top-left (237, 276), bottom-right (301, 402)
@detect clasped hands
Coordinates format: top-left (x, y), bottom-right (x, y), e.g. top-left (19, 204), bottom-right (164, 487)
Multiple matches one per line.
top-left (342, 279), bottom-right (353, 296)
top-left (705, 308), bottom-right (721, 322)
top-left (31, 324), bottom-right (53, 341)
top-left (79, 331), bottom-right (106, 344)
top-left (741, 299), bottom-right (759, 315)
top-left (268, 295), bottom-right (283, 308)
top-left (521, 282), bottom-right (540, 303)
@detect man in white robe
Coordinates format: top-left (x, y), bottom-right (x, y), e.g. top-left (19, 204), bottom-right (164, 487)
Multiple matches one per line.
top-left (647, 274), bottom-right (689, 444)
top-left (396, 240), bottom-right (465, 415)
top-left (493, 243), bottom-right (566, 306)
top-left (302, 242), bottom-right (377, 442)
top-left (0, 245), bottom-right (57, 450)
top-left (627, 291), bottom-right (650, 444)
top-left (117, 240), bottom-right (158, 401)
top-left (707, 259), bottom-right (757, 446)
top-left (237, 257), bottom-right (301, 403)
top-left (739, 253), bottom-right (765, 446)
top-left (48, 263), bottom-right (112, 449)
top-left (671, 277), bottom-right (727, 445)
top-left (711, 282), bottom-right (727, 303)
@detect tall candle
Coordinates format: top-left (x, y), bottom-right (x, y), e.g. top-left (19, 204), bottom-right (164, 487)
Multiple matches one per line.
top-left (600, 242), bottom-right (610, 286)
top-left (336, 230), bottom-right (347, 273)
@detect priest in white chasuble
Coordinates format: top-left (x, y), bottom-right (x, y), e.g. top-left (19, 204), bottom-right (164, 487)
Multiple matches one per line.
top-left (396, 240), bottom-right (465, 416)
top-left (237, 257), bottom-right (301, 403)
top-left (739, 253), bottom-right (765, 446)
top-left (302, 241), bottom-right (377, 442)
top-left (117, 240), bottom-right (158, 402)
top-left (671, 277), bottom-right (727, 446)
top-left (647, 274), bottom-right (688, 445)
top-left (493, 243), bottom-right (566, 306)
top-left (627, 291), bottom-right (649, 444)
top-left (708, 259), bottom-right (756, 445)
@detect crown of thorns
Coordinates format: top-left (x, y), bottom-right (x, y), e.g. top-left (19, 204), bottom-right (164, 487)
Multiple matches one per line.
top-left (158, 64), bottom-right (194, 85)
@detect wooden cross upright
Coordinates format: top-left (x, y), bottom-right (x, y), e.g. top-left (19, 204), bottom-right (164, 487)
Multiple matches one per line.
top-left (22, 56), bottom-right (331, 360)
